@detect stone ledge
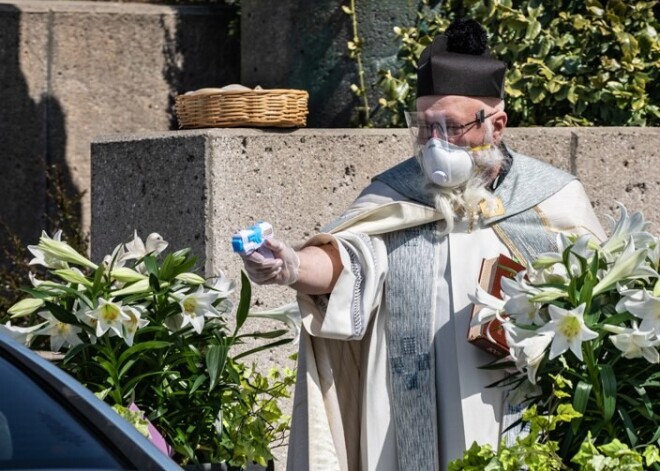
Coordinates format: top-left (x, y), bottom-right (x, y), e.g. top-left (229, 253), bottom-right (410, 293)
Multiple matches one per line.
top-left (3, 0), bottom-right (230, 15)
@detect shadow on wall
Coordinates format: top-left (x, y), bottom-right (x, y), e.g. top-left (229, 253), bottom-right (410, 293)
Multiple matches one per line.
top-left (286, 3), bottom-right (355, 128)
top-left (162, 4), bottom-right (241, 130)
top-left (0, 4), bottom-right (74, 257)
top-left (241, 0), bottom-right (357, 128)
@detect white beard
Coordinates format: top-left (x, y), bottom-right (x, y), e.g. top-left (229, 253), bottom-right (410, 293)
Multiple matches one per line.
top-left (426, 144), bottom-right (508, 235)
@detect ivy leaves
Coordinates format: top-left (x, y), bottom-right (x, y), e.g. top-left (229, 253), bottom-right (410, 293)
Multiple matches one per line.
top-left (376, 0), bottom-right (659, 127)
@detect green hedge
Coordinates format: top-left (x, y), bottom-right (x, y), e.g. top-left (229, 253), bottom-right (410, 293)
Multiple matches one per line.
top-left (376, 0), bottom-right (659, 127)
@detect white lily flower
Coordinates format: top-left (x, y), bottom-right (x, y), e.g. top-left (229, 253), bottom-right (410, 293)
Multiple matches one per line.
top-left (538, 304), bottom-right (598, 361)
top-left (110, 267), bottom-right (148, 283)
top-left (529, 288), bottom-right (569, 303)
top-left (119, 231), bottom-right (168, 263)
top-left (616, 288), bottom-right (660, 335)
top-left (29, 271), bottom-right (45, 287)
top-left (175, 272), bottom-right (206, 285)
top-left (87, 299), bottom-right (131, 338)
top-left (615, 285), bottom-right (644, 314)
top-left (556, 233), bottom-right (585, 277)
top-left (8, 297), bottom-right (45, 318)
top-left (526, 261), bottom-right (570, 286)
top-left (501, 320), bottom-right (533, 353)
top-left (177, 286), bottom-right (221, 334)
top-left (601, 204), bottom-right (654, 256)
top-left (531, 251), bottom-right (563, 270)
top-left (592, 239), bottom-right (658, 296)
top-left (603, 322), bottom-right (660, 363)
top-left (648, 237), bottom-right (659, 267)
top-left (565, 234), bottom-right (598, 277)
top-left (0, 321), bottom-right (47, 346)
top-left (27, 230), bottom-right (68, 269)
top-left (573, 233), bottom-right (600, 257)
top-left (27, 272), bottom-right (65, 292)
top-left (103, 243), bottom-right (127, 269)
top-left (54, 267), bottom-right (93, 287)
top-left (516, 333), bottom-right (554, 384)
top-left (501, 273), bottom-right (544, 326)
top-left (556, 232), bottom-right (576, 252)
top-left (504, 322), bottom-right (554, 384)
top-left (33, 234), bottom-right (98, 270)
top-left (71, 300), bottom-right (96, 342)
top-left (36, 311), bottom-right (83, 351)
top-left (111, 279), bottom-right (151, 297)
top-left (214, 298), bottom-right (235, 317)
top-left (634, 232), bottom-right (659, 254)
top-left (205, 272), bottom-right (236, 298)
top-left (122, 305), bottom-right (149, 346)
top-left (468, 285), bottom-right (506, 325)
top-left (249, 302), bottom-right (302, 342)
top-left (37, 235), bottom-right (97, 270)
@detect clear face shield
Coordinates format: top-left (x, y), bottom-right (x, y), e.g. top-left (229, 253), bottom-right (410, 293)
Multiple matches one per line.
top-left (405, 110), bottom-right (494, 188)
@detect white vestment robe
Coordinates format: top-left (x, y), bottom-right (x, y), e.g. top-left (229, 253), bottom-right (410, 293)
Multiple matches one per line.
top-left (287, 179), bottom-right (605, 471)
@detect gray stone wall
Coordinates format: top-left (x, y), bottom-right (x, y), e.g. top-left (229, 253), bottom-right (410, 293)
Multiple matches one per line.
top-left (91, 128), bottom-right (660, 289)
top-left (0, 0), bottom-right (239, 249)
top-left (91, 124), bottom-right (660, 368)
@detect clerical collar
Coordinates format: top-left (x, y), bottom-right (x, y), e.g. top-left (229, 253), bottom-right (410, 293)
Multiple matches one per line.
top-left (489, 143), bottom-right (513, 191)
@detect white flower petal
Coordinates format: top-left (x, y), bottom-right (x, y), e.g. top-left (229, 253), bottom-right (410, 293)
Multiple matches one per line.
top-left (540, 304), bottom-right (597, 361)
top-left (249, 302), bottom-right (302, 342)
top-left (145, 233), bottom-right (168, 255)
top-left (206, 272), bottom-right (236, 297)
top-left (548, 334), bottom-right (569, 360)
top-left (0, 321), bottom-right (47, 346)
top-left (641, 347), bottom-right (659, 364)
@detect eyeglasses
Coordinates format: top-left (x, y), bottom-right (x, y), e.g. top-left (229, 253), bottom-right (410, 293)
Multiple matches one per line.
top-left (417, 109), bottom-right (497, 141)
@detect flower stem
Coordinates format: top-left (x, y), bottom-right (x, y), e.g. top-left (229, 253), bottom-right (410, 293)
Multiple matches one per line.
top-left (348, 0), bottom-right (370, 126)
top-left (582, 342), bottom-right (603, 420)
top-left (103, 335), bottom-right (123, 404)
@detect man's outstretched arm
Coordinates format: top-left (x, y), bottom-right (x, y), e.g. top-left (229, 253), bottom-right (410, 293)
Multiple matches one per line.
top-left (240, 239), bottom-right (342, 295)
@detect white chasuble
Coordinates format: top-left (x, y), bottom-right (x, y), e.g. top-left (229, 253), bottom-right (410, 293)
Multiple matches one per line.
top-left (289, 180), bottom-right (605, 471)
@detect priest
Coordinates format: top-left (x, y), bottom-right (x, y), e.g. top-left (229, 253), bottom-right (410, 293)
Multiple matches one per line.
top-left (240, 18), bottom-right (606, 471)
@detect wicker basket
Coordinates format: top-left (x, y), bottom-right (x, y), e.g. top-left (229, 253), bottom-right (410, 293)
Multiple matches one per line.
top-left (175, 88), bottom-right (309, 129)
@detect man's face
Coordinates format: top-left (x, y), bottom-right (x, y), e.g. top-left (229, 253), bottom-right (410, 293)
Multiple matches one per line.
top-left (416, 95), bottom-right (500, 148)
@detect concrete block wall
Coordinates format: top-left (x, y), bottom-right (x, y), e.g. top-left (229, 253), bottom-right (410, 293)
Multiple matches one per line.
top-left (0, 0), bottom-right (239, 248)
top-left (91, 127), bottom-right (660, 286)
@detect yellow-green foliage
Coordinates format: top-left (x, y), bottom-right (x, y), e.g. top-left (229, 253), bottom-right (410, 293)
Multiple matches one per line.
top-left (449, 404), bottom-right (660, 470)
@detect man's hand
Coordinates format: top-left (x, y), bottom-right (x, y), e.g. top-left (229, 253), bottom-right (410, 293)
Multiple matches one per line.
top-left (241, 238), bottom-right (300, 285)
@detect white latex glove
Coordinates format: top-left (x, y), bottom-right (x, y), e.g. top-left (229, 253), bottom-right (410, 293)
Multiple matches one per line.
top-left (241, 238), bottom-right (300, 286)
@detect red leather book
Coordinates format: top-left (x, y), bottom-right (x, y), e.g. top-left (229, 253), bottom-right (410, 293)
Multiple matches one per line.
top-left (467, 254), bottom-right (525, 358)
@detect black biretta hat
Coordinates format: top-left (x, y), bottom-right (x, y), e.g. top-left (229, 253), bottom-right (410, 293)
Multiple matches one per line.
top-left (416, 19), bottom-right (506, 99)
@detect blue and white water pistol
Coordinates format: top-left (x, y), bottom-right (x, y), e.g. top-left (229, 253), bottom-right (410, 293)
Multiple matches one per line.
top-left (231, 221), bottom-right (274, 258)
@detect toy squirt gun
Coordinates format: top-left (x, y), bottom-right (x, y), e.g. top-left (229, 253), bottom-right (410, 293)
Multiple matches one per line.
top-left (231, 221), bottom-right (274, 258)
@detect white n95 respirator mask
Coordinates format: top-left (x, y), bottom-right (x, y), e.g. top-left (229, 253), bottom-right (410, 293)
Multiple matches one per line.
top-left (405, 110), bottom-right (493, 188)
top-left (420, 138), bottom-right (474, 188)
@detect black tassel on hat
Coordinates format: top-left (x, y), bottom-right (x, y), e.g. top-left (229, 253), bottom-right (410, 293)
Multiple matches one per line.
top-left (416, 18), bottom-right (506, 99)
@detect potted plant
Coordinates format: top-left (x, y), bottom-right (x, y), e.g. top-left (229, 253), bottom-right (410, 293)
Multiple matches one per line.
top-left (454, 205), bottom-right (660, 470)
top-left (2, 230), bottom-right (295, 469)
